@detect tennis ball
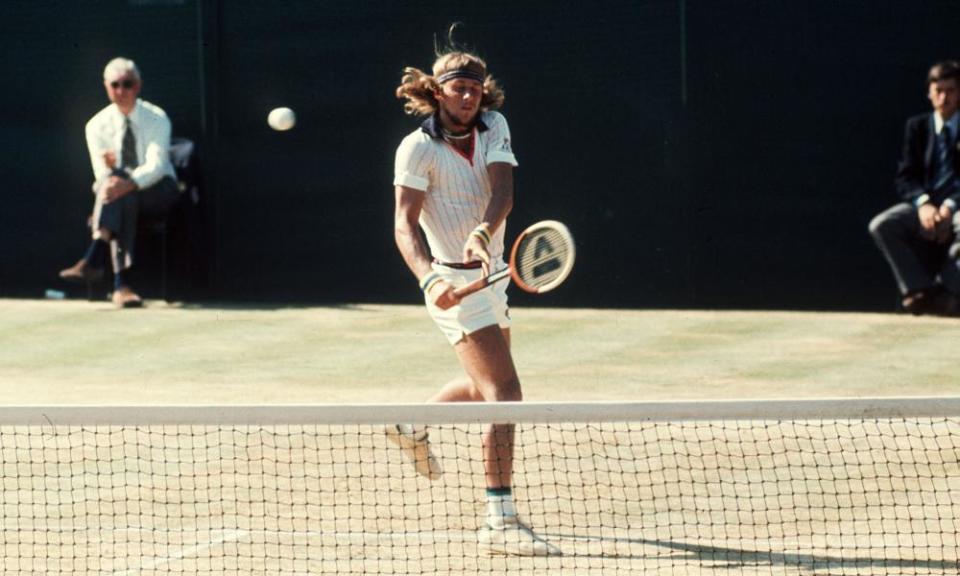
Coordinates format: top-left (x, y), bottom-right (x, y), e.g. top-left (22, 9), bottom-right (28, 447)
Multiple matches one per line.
top-left (268, 107), bottom-right (296, 131)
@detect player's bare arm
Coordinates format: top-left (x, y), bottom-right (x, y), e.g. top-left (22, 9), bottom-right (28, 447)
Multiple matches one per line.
top-left (463, 162), bottom-right (514, 271)
top-left (394, 185), bottom-right (460, 310)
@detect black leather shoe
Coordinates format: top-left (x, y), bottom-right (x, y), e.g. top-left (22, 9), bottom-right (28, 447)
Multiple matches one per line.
top-left (901, 286), bottom-right (960, 316)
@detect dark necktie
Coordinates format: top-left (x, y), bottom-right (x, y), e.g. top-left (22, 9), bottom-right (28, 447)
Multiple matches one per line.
top-left (121, 117), bottom-right (137, 169)
top-left (934, 124), bottom-right (955, 191)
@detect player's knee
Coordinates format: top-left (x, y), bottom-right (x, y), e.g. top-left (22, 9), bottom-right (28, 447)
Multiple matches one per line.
top-left (474, 376), bottom-right (522, 402)
top-left (493, 377), bottom-right (522, 402)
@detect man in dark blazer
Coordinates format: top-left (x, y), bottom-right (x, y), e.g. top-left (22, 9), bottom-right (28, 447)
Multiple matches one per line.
top-left (869, 60), bottom-right (960, 315)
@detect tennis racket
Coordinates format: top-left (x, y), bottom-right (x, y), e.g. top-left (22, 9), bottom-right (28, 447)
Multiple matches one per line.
top-left (453, 220), bottom-right (576, 298)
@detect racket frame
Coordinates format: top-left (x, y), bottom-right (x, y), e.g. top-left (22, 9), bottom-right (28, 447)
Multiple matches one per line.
top-left (508, 220), bottom-right (576, 294)
top-left (451, 220), bottom-right (574, 298)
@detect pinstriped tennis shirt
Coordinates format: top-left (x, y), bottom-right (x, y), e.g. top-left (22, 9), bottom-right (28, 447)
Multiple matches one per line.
top-left (394, 111), bottom-right (518, 264)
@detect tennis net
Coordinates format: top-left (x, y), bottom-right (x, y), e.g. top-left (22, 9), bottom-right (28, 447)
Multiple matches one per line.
top-left (1, 398), bottom-right (959, 575)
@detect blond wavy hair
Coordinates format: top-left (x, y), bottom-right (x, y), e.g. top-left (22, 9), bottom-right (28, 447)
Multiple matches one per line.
top-left (396, 52), bottom-right (505, 116)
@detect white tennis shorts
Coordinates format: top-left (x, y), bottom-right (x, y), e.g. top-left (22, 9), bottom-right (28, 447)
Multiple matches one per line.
top-left (424, 259), bottom-right (511, 345)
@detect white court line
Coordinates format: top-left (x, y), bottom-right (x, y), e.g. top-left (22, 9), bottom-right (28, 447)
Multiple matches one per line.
top-left (111, 526), bottom-right (476, 543)
top-left (5, 525), bottom-right (477, 543)
top-left (105, 527), bottom-right (482, 575)
top-left (15, 525), bottom-right (496, 575)
top-left (110, 529), bottom-right (247, 576)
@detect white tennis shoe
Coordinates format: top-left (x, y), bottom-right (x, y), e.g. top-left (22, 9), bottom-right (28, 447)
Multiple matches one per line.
top-left (385, 424), bottom-right (442, 480)
top-left (477, 517), bottom-right (562, 557)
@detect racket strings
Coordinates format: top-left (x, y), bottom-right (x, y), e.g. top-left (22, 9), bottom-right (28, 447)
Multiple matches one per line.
top-left (515, 229), bottom-right (572, 288)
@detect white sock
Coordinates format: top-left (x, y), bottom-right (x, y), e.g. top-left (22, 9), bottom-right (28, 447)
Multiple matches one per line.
top-left (486, 488), bottom-right (517, 525)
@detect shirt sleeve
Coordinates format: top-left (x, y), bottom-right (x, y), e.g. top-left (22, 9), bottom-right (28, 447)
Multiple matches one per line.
top-left (129, 112), bottom-right (173, 190)
top-left (85, 116), bottom-right (112, 187)
top-left (393, 136), bottom-right (432, 191)
top-left (484, 112), bottom-right (518, 166)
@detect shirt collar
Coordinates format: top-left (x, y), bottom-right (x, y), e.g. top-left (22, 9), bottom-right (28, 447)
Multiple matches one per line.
top-left (934, 111), bottom-right (959, 135)
top-left (420, 113), bottom-right (488, 139)
top-left (111, 99), bottom-right (142, 127)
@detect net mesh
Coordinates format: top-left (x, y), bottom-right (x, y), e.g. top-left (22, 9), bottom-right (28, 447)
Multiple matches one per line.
top-left (1, 402), bottom-right (959, 575)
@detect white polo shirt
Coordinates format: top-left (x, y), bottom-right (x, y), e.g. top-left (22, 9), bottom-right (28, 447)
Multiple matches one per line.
top-left (85, 98), bottom-right (177, 190)
top-left (394, 111), bottom-right (518, 264)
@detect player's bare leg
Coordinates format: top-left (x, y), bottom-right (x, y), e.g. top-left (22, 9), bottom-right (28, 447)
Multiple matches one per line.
top-left (454, 325), bottom-right (519, 487)
top-left (385, 330), bottom-right (511, 481)
top-left (385, 423), bottom-right (443, 480)
top-left (454, 325), bottom-right (560, 556)
top-left (384, 352), bottom-right (458, 480)
top-left (429, 375), bottom-right (484, 402)
top-left (430, 329), bottom-right (512, 402)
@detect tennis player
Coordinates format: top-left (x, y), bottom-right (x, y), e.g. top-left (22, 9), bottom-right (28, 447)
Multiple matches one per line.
top-left (391, 48), bottom-right (561, 557)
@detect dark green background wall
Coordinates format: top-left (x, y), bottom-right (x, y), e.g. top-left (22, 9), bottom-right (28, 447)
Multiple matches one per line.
top-left (2, 1), bottom-right (957, 310)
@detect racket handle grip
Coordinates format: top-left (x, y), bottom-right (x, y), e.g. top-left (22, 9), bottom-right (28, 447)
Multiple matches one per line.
top-left (452, 268), bottom-right (511, 299)
top-left (452, 277), bottom-right (489, 299)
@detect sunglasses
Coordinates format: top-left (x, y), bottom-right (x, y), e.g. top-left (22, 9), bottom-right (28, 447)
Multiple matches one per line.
top-left (109, 79), bottom-right (137, 89)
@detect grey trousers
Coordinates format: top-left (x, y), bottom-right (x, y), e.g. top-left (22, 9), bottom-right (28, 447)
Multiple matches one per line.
top-left (93, 176), bottom-right (179, 272)
top-left (868, 202), bottom-right (960, 295)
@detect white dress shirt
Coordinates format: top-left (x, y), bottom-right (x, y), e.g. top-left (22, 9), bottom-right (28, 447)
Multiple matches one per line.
top-left (85, 98), bottom-right (177, 191)
top-left (933, 111), bottom-right (959, 138)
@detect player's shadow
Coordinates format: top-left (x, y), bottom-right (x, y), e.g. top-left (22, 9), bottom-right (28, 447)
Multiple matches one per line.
top-left (546, 532), bottom-right (958, 571)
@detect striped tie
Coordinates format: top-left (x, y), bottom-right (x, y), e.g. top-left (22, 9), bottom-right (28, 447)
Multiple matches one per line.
top-left (121, 117), bottom-right (137, 169)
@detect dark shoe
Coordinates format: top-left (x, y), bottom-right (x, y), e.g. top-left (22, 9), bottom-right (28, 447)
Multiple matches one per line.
top-left (59, 259), bottom-right (104, 283)
top-left (111, 286), bottom-right (143, 308)
top-left (902, 286), bottom-right (959, 316)
top-left (903, 287), bottom-right (940, 316)
top-left (928, 291), bottom-right (960, 317)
